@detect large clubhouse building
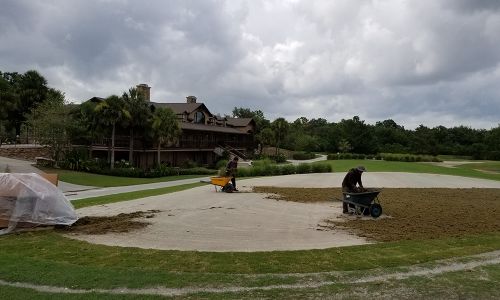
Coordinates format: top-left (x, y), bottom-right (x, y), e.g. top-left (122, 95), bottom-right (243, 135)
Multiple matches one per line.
top-left (88, 84), bottom-right (256, 168)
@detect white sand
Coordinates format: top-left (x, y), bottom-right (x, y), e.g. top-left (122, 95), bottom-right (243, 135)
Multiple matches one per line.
top-left (71, 185), bottom-right (368, 252)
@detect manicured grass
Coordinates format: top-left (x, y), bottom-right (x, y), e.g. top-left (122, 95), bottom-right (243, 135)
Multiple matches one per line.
top-left (71, 182), bottom-right (207, 209)
top-left (3, 264), bottom-right (500, 299)
top-left (455, 161), bottom-right (500, 173)
top-left (40, 168), bottom-right (208, 187)
top-left (321, 159), bottom-right (500, 181)
top-left (0, 231), bottom-right (499, 289)
top-left (437, 154), bottom-right (474, 161)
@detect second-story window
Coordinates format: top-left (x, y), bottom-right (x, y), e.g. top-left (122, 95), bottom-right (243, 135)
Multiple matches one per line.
top-left (194, 111), bottom-right (205, 124)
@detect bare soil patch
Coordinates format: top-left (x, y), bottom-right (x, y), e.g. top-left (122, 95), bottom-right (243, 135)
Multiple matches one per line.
top-left (253, 187), bottom-right (500, 242)
top-left (57, 210), bottom-right (160, 235)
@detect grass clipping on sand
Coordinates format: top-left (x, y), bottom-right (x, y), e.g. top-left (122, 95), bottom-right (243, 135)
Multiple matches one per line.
top-left (57, 210), bottom-right (160, 235)
top-left (253, 187), bottom-right (500, 242)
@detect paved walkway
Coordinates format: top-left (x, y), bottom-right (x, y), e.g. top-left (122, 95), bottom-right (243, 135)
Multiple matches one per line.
top-left (0, 156), bottom-right (42, 173)
top-left (286, 154), bottom-right (327, 165)
top-left (65, 177), bottom-right (208, 200)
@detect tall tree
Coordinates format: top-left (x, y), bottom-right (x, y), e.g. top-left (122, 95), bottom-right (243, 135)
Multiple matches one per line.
top-left (25, 91), bottom-right (70, 163)
top-left (1, 70), bottom-right (51, 137)
top-left (255, 127), bottom-right (274, 155)
top-left (271, 118), bottom-right (289, 155)
top-left (152, 107), bottom-right (181, 166)
top-left (337, 116), bottom-right (377, 154)
top-left (95, 95), bottom-right (130, 169)
top-left (122, 87), bottom-right (151, 165)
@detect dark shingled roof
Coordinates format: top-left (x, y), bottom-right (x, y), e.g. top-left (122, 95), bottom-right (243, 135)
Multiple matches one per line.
top-left (226, 118), bottom-right (254, 127)
top-left (151, 102), bottom-right (212, 116)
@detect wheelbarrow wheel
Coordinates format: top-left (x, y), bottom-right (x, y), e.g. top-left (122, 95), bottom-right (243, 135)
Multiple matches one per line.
top-left (369, 203), bottom-right (382, 218)
top-left (222, 183), bottom-right (234, 193)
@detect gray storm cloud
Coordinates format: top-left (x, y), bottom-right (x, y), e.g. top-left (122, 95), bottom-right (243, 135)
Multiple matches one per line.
top-left (1, 0), bottom-right (499, 129)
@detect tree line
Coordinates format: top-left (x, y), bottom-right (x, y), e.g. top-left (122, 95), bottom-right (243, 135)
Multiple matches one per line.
top-left (2, 69), bottom-right (499, 166)
top-left (232, 109), bottom-right (500, 160)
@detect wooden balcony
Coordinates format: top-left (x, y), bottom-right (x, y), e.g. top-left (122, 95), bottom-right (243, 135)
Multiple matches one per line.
top-left (92, 136), bottom-right (254, 151)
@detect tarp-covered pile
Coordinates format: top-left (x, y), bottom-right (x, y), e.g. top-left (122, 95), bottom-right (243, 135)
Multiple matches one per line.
top-left (0, 173), bottom-right (78, 235)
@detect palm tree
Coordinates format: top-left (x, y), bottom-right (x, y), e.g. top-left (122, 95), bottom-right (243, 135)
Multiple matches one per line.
top-left (122, 88), bottom-right (151, 165)
top-left (338, 138), bottom-right (352, 153)
top-left (255, 127), bottom-right (273, 155)
top-left (95, 95), bottom-right (130, 169)
top-left (271, 118), bottom-right (289, 156)
top-left (151, 107), bottom-right (181, 166)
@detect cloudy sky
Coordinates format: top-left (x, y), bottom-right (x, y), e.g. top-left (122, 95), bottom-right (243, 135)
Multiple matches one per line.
top-left (1, 0), bottom-right (500, 129)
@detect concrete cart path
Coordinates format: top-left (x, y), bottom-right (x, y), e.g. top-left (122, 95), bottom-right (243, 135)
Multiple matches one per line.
top-left (0, 156), bottom-right (42, 174)
top-left (0, 156), bottom-right (96, 192)
top-left (65, 177), bottom-right (209, 201)
top-left (70, 172), bottom-right (500, 252)
top-left (286, 154), bottom-right (327, 165)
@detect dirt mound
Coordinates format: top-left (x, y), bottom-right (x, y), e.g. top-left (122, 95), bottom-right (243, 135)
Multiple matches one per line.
top-left (57, 210), bottom-right (160, 235)
top-left (253, 187), bottom-right (500, 242)
top-left (253, 186), bottom-right (338, 202)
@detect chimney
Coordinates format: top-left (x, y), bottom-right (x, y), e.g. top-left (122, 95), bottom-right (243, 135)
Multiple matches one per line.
top-left (136, 84), bottom-right (151, 102)
top-left (186, 96), bottom-right (197, 104)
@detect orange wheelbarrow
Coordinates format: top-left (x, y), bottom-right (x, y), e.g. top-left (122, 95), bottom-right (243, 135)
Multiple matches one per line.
top-left (209, 176), bottom-right (235, 193)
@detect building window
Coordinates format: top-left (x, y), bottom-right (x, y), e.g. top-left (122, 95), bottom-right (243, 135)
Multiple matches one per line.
top-left (194, 111), bottom-right (205, 124)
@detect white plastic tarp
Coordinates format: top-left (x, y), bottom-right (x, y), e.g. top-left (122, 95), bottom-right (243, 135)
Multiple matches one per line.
top-left (0, 173), bottom-right (78, 235)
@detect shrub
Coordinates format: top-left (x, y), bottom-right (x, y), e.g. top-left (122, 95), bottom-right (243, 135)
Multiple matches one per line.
top-left (270, 153), bottom-right (287, 163)
top-left (178, 167), bottom-right (217, 175)
top-left (252, 159), bottom-right (274, 168)
top-left (297, 163), bottom-right (312, 174)
top-left (379, 153), bottom-right (442, 163)
top-left (61, 148), bottom-right (88, 171)
top-left (311, 163), bottom-right (332, 173)
top-left (292, 152), bottom-right (316, 160)
top-left (279, 164), bottom-right (295, 175)
top-left (327, 153), bottom-right (339, 160)
top-left (342, 153), bottom-right (352, 159)
top-left (216, 159), bottom-right (228, 170)
top-left (180, 160), bottom-right (198, 169)
top-left (485, 151), bottom-right (500, 161)
top-left (108, 167), bottom-right (146, 178)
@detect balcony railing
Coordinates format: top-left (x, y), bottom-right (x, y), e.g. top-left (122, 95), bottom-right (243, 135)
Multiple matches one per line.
top-left (93, 136), bottom-right (253, 150)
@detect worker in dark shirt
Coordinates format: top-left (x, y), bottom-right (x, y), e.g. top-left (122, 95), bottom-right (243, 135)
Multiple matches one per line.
top-left (226, 156), bottom-right (239, 191)
top-left (341, 166), bottom-right (366, 213)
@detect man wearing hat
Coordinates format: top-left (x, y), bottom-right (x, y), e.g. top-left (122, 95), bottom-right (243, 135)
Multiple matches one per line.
top-left (341, 166), bottom-right (366, 213)
top-left (225, 156), bottom-right (239, 191)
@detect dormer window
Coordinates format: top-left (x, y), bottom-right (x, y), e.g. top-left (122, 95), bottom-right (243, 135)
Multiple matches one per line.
top-left (194, 111), bottom-right (205, 124)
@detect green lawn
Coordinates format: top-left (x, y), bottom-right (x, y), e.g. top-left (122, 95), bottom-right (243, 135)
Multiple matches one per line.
top-left (41, 168), bottom-right (208, 187)
top-left (321, 159), bottom-right (500, 181)
top-left (0, 232), bottom-right (499, 289)
top-left (455, 161), bottom-right (500, 173)
top-left (72, 182), bottom-right (207, 209)
top-left (0, 231), bottom-right (499, 298)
